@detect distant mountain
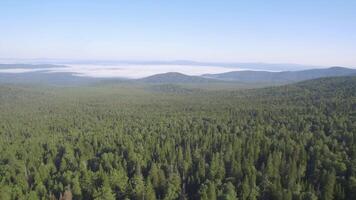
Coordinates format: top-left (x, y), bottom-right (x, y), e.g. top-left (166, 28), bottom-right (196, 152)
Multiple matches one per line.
top-left (202, 67), bottom-right (356, 83)
top-left (0, 59), bottom-right (323, 71)
top-left (0, 64), bottom-right (114, 86)
top-left (0, 71), bottom-right (99, 86)
top-left (0, 64), bottom-right (66, 69)
top-left (0, 64), bottom-right (355, 86)
top-left (138, 72), bottom-right (216, 83)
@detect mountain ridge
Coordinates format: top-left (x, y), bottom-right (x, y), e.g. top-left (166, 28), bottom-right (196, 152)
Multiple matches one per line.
top-left (0, 65), bottom-right (355, 86)
top-left (138, 72), bottom-right (218, 83)
top-left (202, 66), bottom-right (356, 83)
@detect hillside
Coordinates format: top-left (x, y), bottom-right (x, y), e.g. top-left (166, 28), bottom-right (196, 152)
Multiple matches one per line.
top-left (203, 66), bottom-right (356, 83)
top-left (138, 72), bottom-right (216, 83)
top-left (0, 64), bottom-right (355, 86)
top-left (0, 76), bottom-right (355, 199)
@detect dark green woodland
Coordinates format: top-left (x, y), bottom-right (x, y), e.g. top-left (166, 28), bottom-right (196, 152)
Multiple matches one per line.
top-left (0, 76), bottom-right (355, 200)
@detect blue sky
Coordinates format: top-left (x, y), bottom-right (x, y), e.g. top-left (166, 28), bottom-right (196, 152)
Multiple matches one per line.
top-left (1, 0), bottom-right (356, 67)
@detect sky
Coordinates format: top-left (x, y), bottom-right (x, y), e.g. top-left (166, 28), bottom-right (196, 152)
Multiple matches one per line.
top-left (1, 0), bottom-right (356, 67)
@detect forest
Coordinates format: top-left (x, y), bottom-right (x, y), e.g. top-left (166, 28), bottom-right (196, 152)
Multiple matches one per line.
top-left (0, 76), bottom-right (355, 200)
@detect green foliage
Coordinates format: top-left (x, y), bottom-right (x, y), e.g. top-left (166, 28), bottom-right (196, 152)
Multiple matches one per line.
top-left (0, 77), bottom-right (355, 199)
top-left (221, 182), bottom-right (238, 200)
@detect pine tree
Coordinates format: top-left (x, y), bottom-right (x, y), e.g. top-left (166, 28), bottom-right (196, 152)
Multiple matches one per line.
top-left (146, 180), bottom-right (157, 200)
top-left (72, 175), bottom-right (82, 199)
top-left (94, 183), bottom-right (116, 200)
top-left (321, 170), bottom-right (336, 200)
top-left (164, 171), bottom-right (181, 200)
top-left (221, 182), bottom-right (238, 200)
top-left (206, 181), bottom-right (217, 200)
top-left (111, 166), bottom-right (129, 198)
top-left (131, 168), bottom-right (146, 200)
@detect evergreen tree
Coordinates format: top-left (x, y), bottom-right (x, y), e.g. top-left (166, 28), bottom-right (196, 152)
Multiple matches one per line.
top-left (221, 182), bottom-right (238, 200)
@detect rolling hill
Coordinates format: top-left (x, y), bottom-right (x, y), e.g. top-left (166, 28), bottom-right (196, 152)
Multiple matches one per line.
top-left (202, 66), bottom-right (356, 83)
top-left (138, 72), bottom-right (216, 83)
top-left (0, 64), bottom-right (355, 86)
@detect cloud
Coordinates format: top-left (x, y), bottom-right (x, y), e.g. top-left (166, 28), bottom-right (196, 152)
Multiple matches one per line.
top-left (0, 68), bottom-right (47, 73)
top-left (0, 64), bottom-right (241, 79)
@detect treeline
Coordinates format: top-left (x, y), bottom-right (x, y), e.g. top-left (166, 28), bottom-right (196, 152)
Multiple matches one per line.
top-left (0, 77), bottom-right (355, 200)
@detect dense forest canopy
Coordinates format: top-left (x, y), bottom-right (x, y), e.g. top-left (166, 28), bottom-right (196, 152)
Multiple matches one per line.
top-left (0, 76), bottom-right (355, 200)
